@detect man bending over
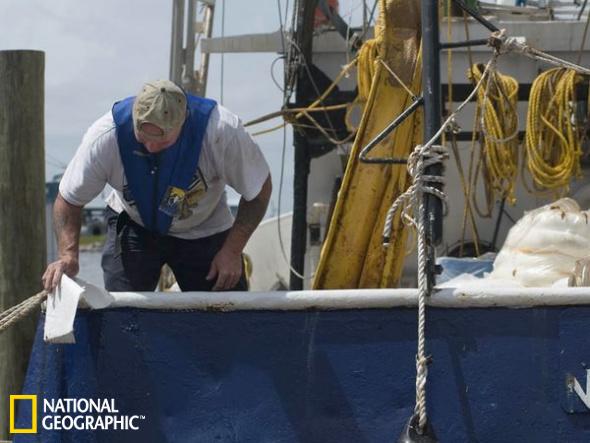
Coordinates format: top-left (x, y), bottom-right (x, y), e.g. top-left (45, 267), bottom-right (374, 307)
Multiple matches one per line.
top-left (42, 80), bottom-right (271, 292)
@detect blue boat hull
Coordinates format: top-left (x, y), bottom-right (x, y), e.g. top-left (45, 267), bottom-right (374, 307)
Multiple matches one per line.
top-left (13, 307), bottom-right (590, 442)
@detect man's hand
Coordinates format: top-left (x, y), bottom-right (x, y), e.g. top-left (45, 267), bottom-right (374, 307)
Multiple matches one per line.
top-left (206, 174), bottom-right (271, 291)
top-left (42, 255), bottom-right (79, 292)
top-left (206, 247), bottom-right (243, 290)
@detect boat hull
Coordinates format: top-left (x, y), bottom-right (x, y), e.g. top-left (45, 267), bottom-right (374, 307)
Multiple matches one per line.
top-left (13, 307), bottom-right (590, 442)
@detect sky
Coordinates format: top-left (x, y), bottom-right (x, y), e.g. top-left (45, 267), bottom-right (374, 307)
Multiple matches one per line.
top-left (0, 0), bottom-right (365, 214)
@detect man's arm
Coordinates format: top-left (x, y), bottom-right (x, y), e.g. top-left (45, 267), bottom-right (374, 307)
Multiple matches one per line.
top-left (42, 193), bottom-right (83, 291)
top-left (207, 174), bottom-right (272, 290)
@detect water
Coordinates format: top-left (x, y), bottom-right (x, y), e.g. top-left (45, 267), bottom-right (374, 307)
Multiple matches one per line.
top-left (78, 251), bottom-right (104, 287)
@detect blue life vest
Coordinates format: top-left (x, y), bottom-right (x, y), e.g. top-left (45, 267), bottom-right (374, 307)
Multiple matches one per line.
top-left (112, 94), bottom-right (216, 234)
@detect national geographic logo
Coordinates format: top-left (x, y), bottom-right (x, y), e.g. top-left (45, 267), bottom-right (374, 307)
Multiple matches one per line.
top-left (8, 395), bottom-right (145, 433)
top-left (9, 395), bottom-right (37, 434)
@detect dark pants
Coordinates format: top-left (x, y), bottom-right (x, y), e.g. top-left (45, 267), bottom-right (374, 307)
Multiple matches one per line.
top-left (101, 207), bottom-right (247, 292)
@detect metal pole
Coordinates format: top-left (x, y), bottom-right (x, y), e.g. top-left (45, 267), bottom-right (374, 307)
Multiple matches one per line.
top-left (452, 0), bottom-right (499, 33)
top-left (290, 131), bottom-right (310, 290)
top-left (440, 38), bottom-right (488, 49)
top-left (491, 198), bottom-right (506, 251)
top-left (0, 50), bottom-right (45, 440)
top-left (198, 4), bottom-right (216, 96)
top-left (289, 0), bottom-right (318, 290)
top-left (169, 0), bottom-right (185, 84)
top-left (421, 0), bottom-right (443, 282)
top-left (183, 0), bottom-right (197, 92)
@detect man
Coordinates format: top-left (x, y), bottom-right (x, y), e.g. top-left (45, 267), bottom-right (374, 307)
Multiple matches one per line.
top-left (42, 80), bottom-right (271, 292)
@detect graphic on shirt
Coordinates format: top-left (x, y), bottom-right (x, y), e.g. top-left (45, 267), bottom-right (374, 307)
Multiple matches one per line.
top-left (159, 186), bottom-right (186, 217)
top-left (120, 169), bottom-right (207, 220)
top-left (176, 169), bottom-right (208, 220)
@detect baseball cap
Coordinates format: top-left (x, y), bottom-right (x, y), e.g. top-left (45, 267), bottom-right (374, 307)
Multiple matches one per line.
top-left (132, 80), bottom-right (187, 138)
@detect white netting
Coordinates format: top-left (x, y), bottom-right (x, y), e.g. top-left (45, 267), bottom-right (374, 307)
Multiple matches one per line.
top-left (489, 198), bottom-right (590, 287)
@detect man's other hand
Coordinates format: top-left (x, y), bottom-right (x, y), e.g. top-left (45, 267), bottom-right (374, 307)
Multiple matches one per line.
top-left (206, 247), bottom-right (243, 291)
top-left (42, 256), bottom-right (79, 292)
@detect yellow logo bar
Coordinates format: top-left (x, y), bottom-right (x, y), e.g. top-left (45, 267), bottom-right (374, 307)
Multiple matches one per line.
top-left (9, 395), bottom-right (37, 434)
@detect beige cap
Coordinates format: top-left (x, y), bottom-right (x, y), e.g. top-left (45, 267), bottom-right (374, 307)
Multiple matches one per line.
top-left (132, 80), bottom-right (187, 138)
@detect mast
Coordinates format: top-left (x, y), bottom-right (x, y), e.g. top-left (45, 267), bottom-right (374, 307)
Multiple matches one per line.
top-left (169, 0), bottom-right (216, 96)
top-left (289, 0), bottom-right (319, 290)
top-left (421, 0), bottom-right (443, 288)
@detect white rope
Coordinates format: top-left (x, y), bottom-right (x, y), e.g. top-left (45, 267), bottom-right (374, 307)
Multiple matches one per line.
top-left (383, 55), bottom-right (497, 244)
top-left (413, 143), bottom-right (440, 432)
top-left (381, 54), bottom-right (497, 433)
top-left (382, 141), bottom-right (448, 432)
top-left (492, 29), bottom-right (590, 76)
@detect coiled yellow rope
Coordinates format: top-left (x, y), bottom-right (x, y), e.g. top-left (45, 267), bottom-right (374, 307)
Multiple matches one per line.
top-left (468, 63), bottom-right (520, 205)
top-left (525, 68), bottom-right (584, 194)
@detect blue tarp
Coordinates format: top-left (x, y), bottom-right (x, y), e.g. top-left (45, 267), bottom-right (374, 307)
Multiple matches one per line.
top-left (12, 307), bottom-right (590, 442)
top-left (436, 256), bottom-right (495, 284)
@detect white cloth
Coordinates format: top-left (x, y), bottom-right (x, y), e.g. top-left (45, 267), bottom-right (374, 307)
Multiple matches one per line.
top-left (59, 104), bottom-right (270, 239)
top-left (44, 276), bottom-right (83, 343)
top-left (44, 276), bottom-right (114, 344)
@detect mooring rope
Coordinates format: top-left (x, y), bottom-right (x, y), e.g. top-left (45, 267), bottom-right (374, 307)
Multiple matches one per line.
top-left (380, 54), bottom-right (497, 433)
top-left (0, 291), bottom-right (47, 334)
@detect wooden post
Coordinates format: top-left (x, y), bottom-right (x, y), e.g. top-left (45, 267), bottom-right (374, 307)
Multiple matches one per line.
top-left (0, 50), bottom-right (45, 440)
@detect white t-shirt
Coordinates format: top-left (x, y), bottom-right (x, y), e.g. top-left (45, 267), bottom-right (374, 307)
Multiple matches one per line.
top-left (59, 104), bottom-right (270, 239)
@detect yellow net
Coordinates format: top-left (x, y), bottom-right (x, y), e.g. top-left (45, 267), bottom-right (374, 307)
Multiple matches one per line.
top-left (313, 0), bottom-right (423, 289)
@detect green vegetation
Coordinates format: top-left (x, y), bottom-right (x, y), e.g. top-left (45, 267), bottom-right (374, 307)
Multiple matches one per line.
top-left (80, 234), bottom-right (106, 247)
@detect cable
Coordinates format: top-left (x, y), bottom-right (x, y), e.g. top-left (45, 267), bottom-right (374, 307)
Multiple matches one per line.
top-left (285, 36), bottom-right (340, 138)
top-left (378, 58), bottom-right (418, 99)
top-left (276, 123), bottom-right (307, 281)
top-left (220, 0), bottom-right (226, 105)
top-left (284, 0), bottom-right (290, 27)
top-left (252, 122), bottom-right (286, 137)
top-left (579, 0), bottom-right (589, 21)
top-left (460, 9), bottom-right (486, 240)
top-left (274, 0), bottom-right (309, 282)
top-left (277, 0), bottom-right (287, 56)
top-left (357, 0), bottom-right (379, 43)
top-left (270, 56), bottom-right (286, 92)
top-left (493, 30), bottom-right (590, 75)
top-left (445, 3), bottom-right (481, 257)
top-left (245, 103), bottom-right (350, 128)
top-left (283, 0), bottom-right (300, 105)
top-left (46, 153), bottom-right (67, 168)
top-left (249, 56), bottom-right (359, 145)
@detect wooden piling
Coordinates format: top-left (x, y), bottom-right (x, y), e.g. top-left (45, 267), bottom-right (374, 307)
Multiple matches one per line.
top-left (0, 50), bottom-right (45, 439)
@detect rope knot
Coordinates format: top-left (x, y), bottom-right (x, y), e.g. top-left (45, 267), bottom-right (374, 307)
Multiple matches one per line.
top-left (488, 29), bottom-right (531, 59)
top-left (382, 143), bottom-right (448, 245)
top-left (446, 117), bottom-right (461, 135)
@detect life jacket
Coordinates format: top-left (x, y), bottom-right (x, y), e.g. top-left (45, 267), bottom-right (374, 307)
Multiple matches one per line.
top-left (112, 94), bottom-right (216, 234)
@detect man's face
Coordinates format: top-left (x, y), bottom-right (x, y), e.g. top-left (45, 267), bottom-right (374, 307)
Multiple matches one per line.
top-left (135, 122), bottom-right (182, 153)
